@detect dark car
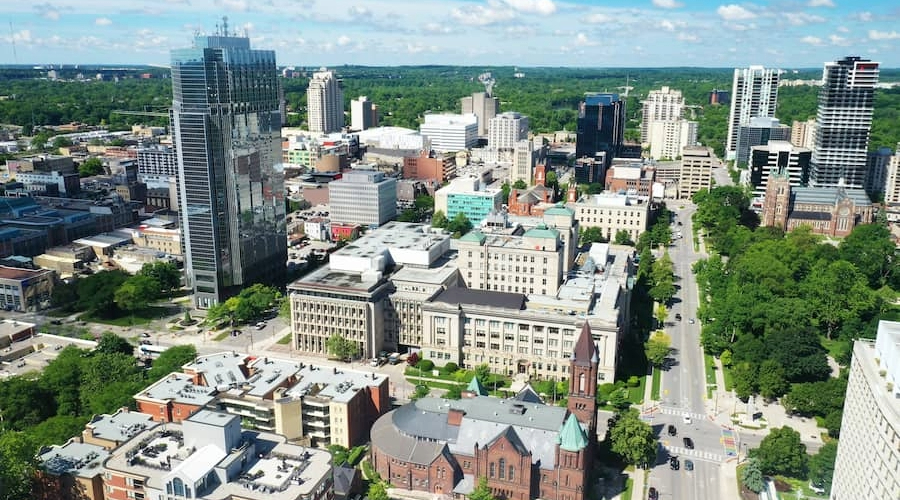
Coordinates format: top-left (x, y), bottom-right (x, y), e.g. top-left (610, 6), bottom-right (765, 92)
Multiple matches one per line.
top-left (50, 319), bottom-right (63, 325)
top-left (669, 457), bottom-right (680, 470)
top-left (683, 437), bottom-right (694, 449)
top-left (685, 460), bottom-right (694, 471)
top-left (675, 313), bottom-right (682, 321)
top-left (648, 487), bottom-right (659, 500)
top-left (667, 425), bottom-right (677, 436)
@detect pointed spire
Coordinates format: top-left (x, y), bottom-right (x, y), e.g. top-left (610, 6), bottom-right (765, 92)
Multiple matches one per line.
top-left (571, 322), bottom-right (598, 367)
top-left (557, 414), bottom-right (589, 451)
top-left (466, 375), bottom-right (488, 396)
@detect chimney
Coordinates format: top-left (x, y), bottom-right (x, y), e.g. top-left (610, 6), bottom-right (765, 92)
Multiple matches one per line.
top-left (447, 408), bottom-right (466, 426)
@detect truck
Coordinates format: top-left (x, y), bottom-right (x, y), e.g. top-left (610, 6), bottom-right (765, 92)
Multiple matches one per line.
top-left (388, 352), bottom-right (401, 365)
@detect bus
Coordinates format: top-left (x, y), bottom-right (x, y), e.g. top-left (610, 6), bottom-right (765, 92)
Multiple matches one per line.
top-left (138, 344), bottom-right (169, 359)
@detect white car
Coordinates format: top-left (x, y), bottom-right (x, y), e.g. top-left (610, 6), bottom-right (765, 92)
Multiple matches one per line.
top-left (682, 415), bottom-right (692, 425)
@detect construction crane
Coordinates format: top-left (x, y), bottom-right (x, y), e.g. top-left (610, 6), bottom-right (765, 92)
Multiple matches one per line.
top-left (111, 108), bottom-right (170, 118)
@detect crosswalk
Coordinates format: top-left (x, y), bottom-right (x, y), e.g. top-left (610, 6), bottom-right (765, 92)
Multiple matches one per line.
top-left (662, 444), bottom-right (725, 464)
top-left (657, 406), bottom-right (708, 421)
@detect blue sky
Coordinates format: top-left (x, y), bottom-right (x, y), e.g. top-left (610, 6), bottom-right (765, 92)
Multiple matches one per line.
top-left (3, 0), bottom-right (900, 67)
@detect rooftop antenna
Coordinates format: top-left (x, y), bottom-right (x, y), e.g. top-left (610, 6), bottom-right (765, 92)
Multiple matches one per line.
top-left (222, 16), bottom-right (229, 37)
top-left (8, 22), bottom-right (17, 64)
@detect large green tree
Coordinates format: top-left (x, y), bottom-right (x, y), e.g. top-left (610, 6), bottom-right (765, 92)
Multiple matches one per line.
top-left (0, 431), bottom-right (38, 500)
top-left (147, 345), bottom-right (198, 381)
top-left (469, 477), bottom-right (498, 500)
top-left (608, 409), bottom-right (657, 467)
top-left (95, 332), bottom-right (135, 356)
top-left (808, 440), bottom-right (837, 495)
top-left (326, 334), bottom-right (357, 361)
top-left (138, 261), bottom-right (181, 293)
top-left (114, 274), bottom-right (160, 313)
top-left (645, 330), bottom-right (671, 368)
top-left (750, 426), bottom-right (807, 476)
top-left (740, 458), bottom-right (765, 493)
top-left (838, 223), bottom-right (897, 288)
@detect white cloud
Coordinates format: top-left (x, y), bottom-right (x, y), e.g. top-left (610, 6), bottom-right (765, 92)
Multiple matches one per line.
top-left (807, 0), bottom-right (834, 6)
top-left (677, 33), bottom-right (699, 42)
top-left (215, 0), bottom-right (249, 11)
top-left (852, 11), bottom-right (873, 22)
top-left (574, 32), bottom-right (593, 46)
top-left (585, 13), bottom-right (612, 24)
top-left (800, 35), bottom-right (824, 45)
top-left (504, 25), bottom-right (536, 37)
top-left (34, 3), bottom-right (61, 21)
top-left (95, 17), bottom-right (112, 26)
top-left (337, 35), bottom-right (351, 46)
top-left (422, 23), bottom-right (453, 34)
top-left (829, 34), bottom-right (850, 45)
top-left (659, 20), bottom-right (686, 31)
top-left (836, 26), bottom-right (849, 33)
top-left (652, 0), bottom-right (684, 8)
top-left (717, 4), bottom-right (756, 21)
top-left (869, 29), bottom-right (900, 40)
top-left (450, 4), bottom-right (516, 26)
top-left (348, 6), bottom-right (371, 18)
top-left (784, 12), bottom-right (826, 25)
top-left (503, 0), bottom-right (556, 15)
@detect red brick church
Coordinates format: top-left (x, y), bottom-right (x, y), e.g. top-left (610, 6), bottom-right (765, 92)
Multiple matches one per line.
top-left (370, 323), bottom-right (599, 500)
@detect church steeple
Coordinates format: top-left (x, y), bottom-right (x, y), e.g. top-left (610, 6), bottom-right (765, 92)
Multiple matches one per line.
top-left (567, 322), bottom-right (598, 435)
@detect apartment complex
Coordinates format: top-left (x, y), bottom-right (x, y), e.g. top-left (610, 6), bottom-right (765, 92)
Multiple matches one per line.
top-left (489, 112), bottom-right (529, 151)
top-left (350, 95), bottom-right (377, 131)
top-left (171, 33), bottom-right (286, 308)
top-left (810, 56), bottom-right (879, 188)
top-left (328, 170), bottom-right (397, 227)
top-left (830, 321), bottom-right (900, 500)
top-left (569, 192), bottom-right (650, 242)
top-left (137, 145), bottom-right (177, 177)
top-left (641, 86), bottom-right (685, 145)
top-left (678, 146), bottom-right (714, 199)
top-left (307, 68), bottom-right (344, 133)
top-left (734, 117), bottom-right (791, 166)
top-left (420, 114), bottom-right (478, 152)
top-left (864, 146), bottom-right (894, 199)
top-left (726, 66), bottom-right (780, 160)
top-left (749, 141), bottom-right (811, 197)
top-left (648, 119), bottom-right (697, 161)
top-left (461, 91), bottom-right (500, 136)
top-left (402, 150), bottom-right (456, 182)
top-left (790, 118), bottom-right (817, 150)
top-left (434, 176), bottom-right (503, 226)
top-left (882, 146), bottom-right (900, 220)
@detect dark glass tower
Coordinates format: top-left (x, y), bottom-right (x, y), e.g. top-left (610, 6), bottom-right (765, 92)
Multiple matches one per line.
top-left (809, 56), bottom-right (879, 189)
top-left (171, 31), bottom-right (286, 308)
top-left (575, 93), bottom-right (625, 168)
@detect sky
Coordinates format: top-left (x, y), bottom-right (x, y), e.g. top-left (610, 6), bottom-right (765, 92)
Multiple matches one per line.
top-left (3, 0), bottom-right (900, 68)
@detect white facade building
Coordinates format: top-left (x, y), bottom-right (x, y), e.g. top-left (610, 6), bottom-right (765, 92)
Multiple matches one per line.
top-left (350, 95), bottom-right (376, 131)
top-left (307, 69), bottom-right (344, 133)
top-left (328, 170), bottom-right (397, 227)
top-left (488, 112), bottom-right (529, 151)
top-left (641, 86), bottom-right (685, 145)
top-left (830, 321), bottom-right (900, 500)
top-left (419, 114), bottom-right (478, 152)
top-left (726, 66), bottom-right (780, 160)
top-left (648, 120), bottom-right (697, 160)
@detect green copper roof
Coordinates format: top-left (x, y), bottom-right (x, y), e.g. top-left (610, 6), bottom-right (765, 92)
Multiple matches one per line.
top-left (524, 223), bottom-right (559, 240)
top-left (557, 414), bottom-right (589, 451)
top-left (543, 203), bottom-right (574, 216)
top-left (466, 376), bottom-right (488, 396)
top-left (459, 231), bottom-right (487, 244)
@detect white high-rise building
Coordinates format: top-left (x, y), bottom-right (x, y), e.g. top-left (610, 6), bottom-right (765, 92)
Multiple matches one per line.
top-left (419, 114), bottom-right (478, 152)
top-left (350, 95), bottom-right (377, 131)
top-left (830, 321), bottom-right (900, 500)
top-left (726, 66), bottom-right (780, 161)
top-left (809, 56), bottom-right (880, 189)
top-left (328, 170), bottom-right (397, 227)
top-left (641, 86), bottom-right (685, 145)
top-left (881, 146), bottom-right (900, 218)
top-left (488, 112), bottom-right (529, 151)
top-left (648, 119), bottom-right (697, 160)
top-left (307, 68), bottom-right (344, 133)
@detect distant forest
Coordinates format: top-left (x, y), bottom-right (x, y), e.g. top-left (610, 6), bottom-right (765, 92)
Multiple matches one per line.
top-left (1, 66), bottom-right (899, 158)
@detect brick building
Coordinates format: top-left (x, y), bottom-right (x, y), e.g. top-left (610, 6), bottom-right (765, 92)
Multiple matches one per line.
top-left (370, 323), bottom-right (598, 500)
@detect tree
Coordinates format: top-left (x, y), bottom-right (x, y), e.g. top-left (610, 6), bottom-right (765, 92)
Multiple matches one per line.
top-left (431, 210), bottom-right (448, 229)
top-left (766, 328), bottom-right (830, 383)
top-left (444, 384), bottom-right (465, 400)
top-left (512, 179), bottom-right (527, 189)
top-left (609, 408), bottom-right (657, 466)
top-left (0, 431), bottom-right (38, 500)
top-left (580, 226), bottom-right (604, 245)
top-left (474, 363), bottom-right (491, 383)
top-left (808, 440), bottom-right (837, 494)
top-left (411, 384), bottom-right (430, 400)
top-left (52, 135), bottom-right (73, 149)
top-left (782, 377), bottom-right (847, 417)
top-left (326, 334), bottom-right (357, 361)
top-left (613, 229), bottom-right (634, 246)
top-left (469, 477), bottom-right (498, 500)
top-left (0, 376), bottom-right (56, 430)
top-left (838, 223), bottom-right (897, 288)
top-left (27, 415), bottom-right (90, 446)
top-left (823, 410), bottom-right (842, 438)
top-left (446, 212), bottom-right (473, 237)
top-left (655, 304), bottom-right (668, 327)
top-left (40, 345), bottom-right (86, 417)
top-left (757, 359), bottom-right (789, 401)
top-left (804, 260), bottom-right (878, 339)
top-left (147, 345), bottom-right (198, 381)
top-left (740, 458), bottom-right (765, 493)
top-left (139, 261), bottom-right (181, 293)
top-left (719, 350), bottom-right (733, 368)
top-left (608, 388), bottom-right (630, 410)
top-left (78, 157), bottom-right (104, 177)
top-left (367, 481), bottom-right (389, 500)
top-left (731, 362), bottom-right (758, 400)
top-left (96, 332), bottom-right (135, 356)
top-left (114, 274), bottom-right (160, 313)
top-left (751, 426), bottom-right (807, 476)
top-left (645, 330), bottom-right (671, 368)
top-left (75, 270), bottom-right (130, 317)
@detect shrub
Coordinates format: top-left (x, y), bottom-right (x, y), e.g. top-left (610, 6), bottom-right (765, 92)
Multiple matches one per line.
top-left (417, 359), bottom-right (435, 372)
top-left (627, 375), bottom-right (640, 387)
top-left (441, 362), bottom-right (459, 374)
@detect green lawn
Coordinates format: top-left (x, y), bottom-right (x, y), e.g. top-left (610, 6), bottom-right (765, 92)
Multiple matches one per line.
top-left (212, 331), bottom-right (230, 341)
top-left (628, 375), bottom-right (647, 404)
top-left (277, 334), bottom-right (292, 345)
top-left (80, 306), bottom-right (170, 327)
top-left (775, 475), bottom-right (828, 500)
top-left (704, 353), bottom-right (717, 385)
top-left (651, 368), bottom-right (661, 401)
top-left (723, 365), bottom-right (735, 391)
top-left (622, 476), bottom-right (634, 500)
top-left (819, 336), bottom-right (849, 365)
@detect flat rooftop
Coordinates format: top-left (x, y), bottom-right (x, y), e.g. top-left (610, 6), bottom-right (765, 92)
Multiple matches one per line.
top-left (135, 372), bottom-right (217, 406)
top-left (39, 441), bottom-right (109, 479)
top-left (290, 265), bottom-right (384, 293)
top-left (85, 408), bottom-right (154, 444)
top-left (432, 287), bottom-right (526, 310)
top-left (335, 221), bottom-right (449, 259)
top-left (286, 362), bottom-right (387, 404)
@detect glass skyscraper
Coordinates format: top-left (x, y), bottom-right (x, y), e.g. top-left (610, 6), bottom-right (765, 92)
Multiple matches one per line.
top-left (171, 33), bottom-right (286, 308)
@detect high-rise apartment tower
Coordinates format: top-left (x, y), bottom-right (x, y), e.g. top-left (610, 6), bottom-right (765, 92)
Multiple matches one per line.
top-left (641, 86), bottom-right (684, 145)
top-left (171, 30), bottom-right (287, 308)
top-left (726, 66), bottom-right (780, 160)
top-left (307, 68), bottom-right (344, 133)
top-left (809, 56), bottom-right (879, 189)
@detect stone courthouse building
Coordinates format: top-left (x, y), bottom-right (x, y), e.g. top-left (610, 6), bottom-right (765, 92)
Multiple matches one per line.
top-left (370, 323), bottom-right (599, 500)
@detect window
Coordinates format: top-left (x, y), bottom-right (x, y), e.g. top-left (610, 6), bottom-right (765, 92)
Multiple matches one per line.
top-left (509, 466), bottom-right (515, 481)
top-left (499, 458), bottom-right (506, 479)
top-left (490, 462), bottom-right (496, 478)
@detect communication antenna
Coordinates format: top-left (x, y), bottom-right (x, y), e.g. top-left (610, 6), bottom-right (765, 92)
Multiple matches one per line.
top-left (8, 22), bottom-right (17, 64)
top-left (222, 16), bottom-right (229, 37)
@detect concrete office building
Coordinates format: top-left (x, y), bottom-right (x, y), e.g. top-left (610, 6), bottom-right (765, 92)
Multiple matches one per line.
top-left (726, 66), bottom-right (780, 160)
top-left (810, 56), bottom-right (880, 188)
top-left (14, 170), bottom-right (80, 196)
top-left (569, 192), bottom-right (650, 242)
top-left (402, 150), bottom-right (456, 183)
top-left (420, 114), bottom-right (478, 152)
top-left (0, 265), bottom-right (54, 312)
top-left (307, 68), bottom-right (344, 133)
top-left (171, 31), bottom-right (286, 308)
top-left (882, 146), bottom-right (900, 220)
top-left (678, 146), bottom-right (714, 199)
top-left (735, 117), bottom-right (791, 166)
top-left (641, 86), bottom-right (685, 145)
top-left (511, 139), bottom-right (548, 186)
top-left (351, 96), bottom-right (377, 131)
top-left (434, 176), bottom-right (503, 226)
top-left (791, 118), bottom-right (817, 150)
top-left (489, 112), bottom-right (529, 151)
top-left (576, 93), bottom-right (625, 168)
top-left (137, 145), bottom-right (177, 177)
top-left (385, 264), bottom-right (461, 352)
top-left (648, 119), bottom-right (697, 161)
top-left (830, 321), bottom-right (900, 500)
top-left (864, 146), bottom-right (893, 199)
top-left (328, 170), bottom-right (397, 227)
top-left (461, 91), bottom-right (500, 136)
top-left (749, 141), bottom-right (811, 197)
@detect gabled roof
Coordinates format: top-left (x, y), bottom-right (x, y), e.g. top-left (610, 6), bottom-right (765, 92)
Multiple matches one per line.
top-left (557, 414), bottom-right (589, 451)
top-left (514, 384), bottom-right (545, 404)
top-left (570, 322), bottom-right (598, 366)
top-left (488, 426), bottom-right (531, 456)
top-left (333, 464), bottom-right (358, 494)
top-left (466, 376), bottom-right (488, 396)
top-left (459, 231), bottom-right (487, 244)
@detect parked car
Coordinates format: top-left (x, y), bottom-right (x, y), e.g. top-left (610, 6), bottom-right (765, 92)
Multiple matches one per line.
top-left (689, 318), bottom-right (696, 324)
top-left (685, 460), bottom-right (694, 471)
top-left (648, 487), bottom-right (659, 500)
top-left (140, 332), bottom-right (151, 338)
top-left (667, 425), bottom-right (677, 436)
top-left (675, 313), bottom-right (682, 321)
top-left (683, 437), bottom-right (694, 449)
top-left (682, 415), bottom-right (692, 425)
top-left (669, 457), bottom-right (680, 470)
top-left (255, 322), bottom-right (266, 330)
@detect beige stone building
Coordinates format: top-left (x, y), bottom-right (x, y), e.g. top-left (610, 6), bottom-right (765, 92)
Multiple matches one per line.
top-left (678, 146), bottom-right (714, 199)
top-left (568, 192), bottom-right (650, 242)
